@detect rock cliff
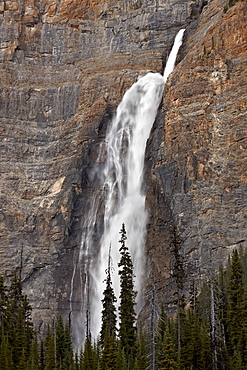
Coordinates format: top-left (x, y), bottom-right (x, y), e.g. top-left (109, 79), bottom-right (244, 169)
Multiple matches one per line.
top-left (0, 0), bottom-right (246, 341)
top-left (144, 0), bottom-right (247, 316)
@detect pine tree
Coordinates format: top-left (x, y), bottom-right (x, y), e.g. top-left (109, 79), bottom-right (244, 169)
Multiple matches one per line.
top-left (0, 329), bottom-right (14, 370)
top-left (133, 327), bottom-right (149, 370)
top-left (115, 341), bottom-right (128, 370)
top-left (63, 322), bottom-right (74, 369)
top-left (200, 321), bottom-right (212, 370)
top-left (101, 329), bottom-right (117, 370)
top-left (118, 224), bottom-right (137, 366)
top-left (44, 325), bottom-right (56, 370)
top-left (159, 325), bottom-right (178, 370)
top-left (40, 340), bottom-right (45, 370)
top-left (81, 334), bottom-right (95, 370)
top-left (156, 304), bottom-right (169, 367)
top-left (16, 347), bottom-right (27, 370)
top-left (27, 334), bottom-right (40, 370)
top-left (227, 249), bottom-right (244, 368)
top-left (5, 272), bottom-right (34, 367)
top-left (100, 245), bottom-right (117, 343)
top-left (56, 314), bottom-right (65, 368)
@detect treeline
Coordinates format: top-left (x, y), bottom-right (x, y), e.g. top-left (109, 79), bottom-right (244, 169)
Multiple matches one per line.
top-left (0, 272), bottom-right (74, 369)
top-left (1, 224), bottom-right (247, 369)
top-left (153, 246), bottom-right (247, 370)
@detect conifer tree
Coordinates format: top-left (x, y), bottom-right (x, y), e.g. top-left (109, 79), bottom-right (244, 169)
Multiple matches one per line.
top-left (63, 322), bottom-right (75, 369)
top-left (81, 334), bottom-right (96, 370)
top-left (56, 315), bottom-right (65, 367)
top-left (157, 303), bottom-right (168, 344)
top-left (101, 329), bottom-right (118, 370)
top-left (17, 347), bottom-right (27, 370)
top-left (156, 304), bottom-right (169, 367)
top-left (159, 325), bottom-right (178, 370)
top-left (27, 334), bottom-right (40, 370)
top-left (44, 325), bottom-right (56, 370)
top-left (133, 327), bottom-right (149, 370)
top-left (227, 249), bottom-right (244, 367)
top-left (5, 272), bottom-right (34, 367)
top-left (0, 330), bottom-right (14, 370)
top-left (100, 245), bottom-right (117, 343)
top-left (115, 341), bottom-right (128, 370)
top-left (118, 224), bottom-right (137, 366)
top-left (40, 340), bottom-right (45, 370)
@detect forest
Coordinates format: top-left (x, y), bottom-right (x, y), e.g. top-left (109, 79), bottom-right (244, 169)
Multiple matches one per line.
top-left (1, 224), bottom-right (247, 369)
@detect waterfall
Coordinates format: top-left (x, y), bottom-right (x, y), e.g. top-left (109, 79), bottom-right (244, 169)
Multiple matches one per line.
top-left (71, 29), bottom-right (185, 347)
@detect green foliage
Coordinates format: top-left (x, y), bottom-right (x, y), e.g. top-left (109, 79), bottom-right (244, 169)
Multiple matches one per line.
top-left (115, 341), bottom-right (128, 370)
top-left (81, 335), bottom-right (99, 370)
top-left (0, 272), bottom-right (34, 368)
top-left (2, 240), bottom-right (247, 370)
top-left (226, 249), bottom-right (246, 368)
top-left (159, 326), bottom-right (178, 370)
top-left (100, 246), bottom-right (117, 344)
top-left (44, 325), bottom-right (56, 370)
top-left (0, 275), bottom-right (75, 369)
top-left (133, 327), bottom-right (149, 370)
top-left (118, 224), bottom-right (137, 365)
top-left (54, 315), bottom-right (74, 369)
top-left (101, 330), bottom-right (117, 370)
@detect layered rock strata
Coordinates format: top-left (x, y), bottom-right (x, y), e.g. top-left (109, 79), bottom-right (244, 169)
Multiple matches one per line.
top-left (145, 0), bottom-right (247, 315)
top-left (0, 0), bottom-right (246, 342)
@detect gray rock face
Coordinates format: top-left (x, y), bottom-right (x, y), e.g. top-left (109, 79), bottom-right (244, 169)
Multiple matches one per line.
top-left (0, 0), bottom-right (200, 340)
top-left (1, 0), bottom-right (246, 345)
top-left (144, 0), bottom-right (247, 317)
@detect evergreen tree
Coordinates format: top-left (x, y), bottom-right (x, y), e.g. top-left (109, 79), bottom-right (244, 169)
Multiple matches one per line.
top-left (81, 334), bottom-right (96, 370)
top-left (5, 272), bottom-right (34, 367)
top-left (63, 322), bottom-right (74, 369)
top-left (0, 330), bottom-right (14, 370)
top-left (101, 329), bottom-right (117, 370)
top-left (227, 249), bottom-right (244, 368)
top-left (56, 315), bottom-right (65, 368)
top-left (200, 321), bottom-right (212, 370)
top-left (44, 325), bottom-right (56, 370)
top-left (156, 304), bottom-right (170, 367)
top-left (158, 325), bottom-right (178, 370)
top-left (157, 303), bottom-right (169, 344)
top-left (100, 246), bottom-right (117, 343)
top-left (118, 224), bottom-right (137, 366)
top-left (115, 341), bottom-right (128, 370)
top-left (133, 327), bottom-right (149, 370)
top-left (40, 340), bottom-right (45, 370)
top-left (27, 334), bottom-right (40, 370)
top-left (16, 347), bottom-right (27, 370)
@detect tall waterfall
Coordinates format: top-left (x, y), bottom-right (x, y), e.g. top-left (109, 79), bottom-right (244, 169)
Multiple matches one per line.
top-left (71, 29), bottom-right (185, 346)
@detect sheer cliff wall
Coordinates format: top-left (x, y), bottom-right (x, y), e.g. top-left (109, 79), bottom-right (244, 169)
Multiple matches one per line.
top-left (0, 0), bottom-right (246, 336)
top-left (144, 0), bottom-right (247, 316)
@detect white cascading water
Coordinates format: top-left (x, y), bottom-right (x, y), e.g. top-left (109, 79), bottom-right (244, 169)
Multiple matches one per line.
top-left (71, 29), bottom-right (185, 345)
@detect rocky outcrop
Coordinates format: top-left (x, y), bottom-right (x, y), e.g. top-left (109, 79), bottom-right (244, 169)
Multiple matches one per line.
top-left (0, 0), bottom-right (202, 339)
top-left (145, 0), bottom-right (247, 315)
top-left (0, 0), bottom-right (246, 343)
